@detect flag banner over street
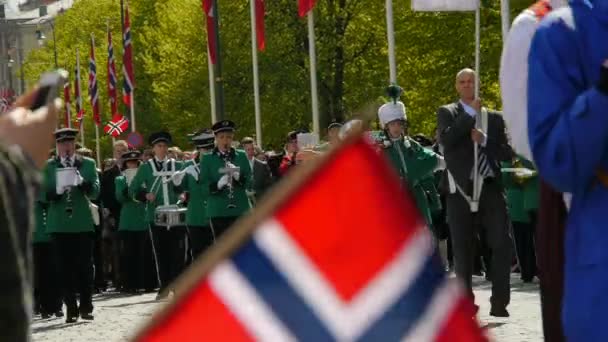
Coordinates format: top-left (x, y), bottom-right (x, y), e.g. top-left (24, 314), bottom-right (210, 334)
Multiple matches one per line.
top-left (134, 134), bottom-right (486, 342)
top-left (411, 0), bottom-right (479, 11)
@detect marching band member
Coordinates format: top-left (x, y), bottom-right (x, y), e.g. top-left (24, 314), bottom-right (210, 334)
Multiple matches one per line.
top-left (315, 121), bottom-right (343, 152)
top-left (129, 131), bottom-right (185, 300)
top-left (200, 120), bottom-right (252, 239)
top-left (500, 0), bottom-right (568, 339)
top-left (173, 129), bottom-right (216, 259)
top-left (44, 128), bottom-right (100, 323)
top-left (378, 91), bottom-right (444, 229)
top-left (115, 150), bottom-right (149, 293)
top-left (527, 1), bottom-right (608, 339)
top-left (33, 172), bottom-right (63, 319)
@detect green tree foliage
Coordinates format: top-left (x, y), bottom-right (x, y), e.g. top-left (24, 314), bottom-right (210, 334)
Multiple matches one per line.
top-left (23, 0), bottom-right (529, 154)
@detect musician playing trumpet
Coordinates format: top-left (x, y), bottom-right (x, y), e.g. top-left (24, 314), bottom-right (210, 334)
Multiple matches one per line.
top-left (128, 131), bottom-right (184, 300)
top-left (43, 128), bottom-right (99, 323)
top-left (200, 120), bottom-right (252, 240)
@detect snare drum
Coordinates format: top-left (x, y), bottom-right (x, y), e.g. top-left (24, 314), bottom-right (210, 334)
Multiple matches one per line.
top-left (154, 205), bottom-right (187, 227)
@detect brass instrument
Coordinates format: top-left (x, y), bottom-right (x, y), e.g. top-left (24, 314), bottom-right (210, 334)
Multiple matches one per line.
top-left (512, 158), bottom-right (536, 185)
top-left (219, 159), bottom-right (240, 209)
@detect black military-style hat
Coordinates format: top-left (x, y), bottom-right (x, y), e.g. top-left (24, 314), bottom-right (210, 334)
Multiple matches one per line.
top-left (212, 120), bottom-right (236, 134)
top-left (192, 129), bottom-right (215, 149)
top-left (328, 120), bottom-right (343, 130)
top-left (54, 128), bottom-right (79, 143)
top-left (148, 131), bottom-right (172, 146)
top-left (121, 150), bottom-right (142, 161)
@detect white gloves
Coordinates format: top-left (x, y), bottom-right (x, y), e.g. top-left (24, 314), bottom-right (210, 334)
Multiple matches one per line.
top-left (172, 171), bottom-right (186, 186)
top-left (56, 184), bottom-right (66, 195)
top-left (217, 175), bottom-right (230, 190)
top-left (232, 171), bottom-right (240, 181)
top-left (75, 173), bottom-right (84, 186)
top-left (185, 165), bottom-right (199, 181)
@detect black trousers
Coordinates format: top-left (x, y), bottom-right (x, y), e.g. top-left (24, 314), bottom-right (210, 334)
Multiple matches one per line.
top-left (210, 217), bottom-right (237, 241)
top-left (513, 217), bottom-right (537, 282)
top-left (93, 228), bottom-right (105, 290)
top-left (120, 231), bottom-right (148, 291)
top-left (188, 226), bottom-right (215, 261)
top-left (150, 226), bottom-right (187, 292)
top-left (33, 242), bottom-right (62, 314)
top-left (447, 181), bottom-right (513, 307)
top-left (52, 233), bottom-right (94, 316)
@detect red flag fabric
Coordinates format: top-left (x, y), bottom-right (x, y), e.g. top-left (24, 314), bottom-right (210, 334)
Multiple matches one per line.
top-left (122, 2), bottom-right (135, 106)
top-left (107, 27), bottom-right (119, 116)
top-left (255, 0), bottom-right (265, 51)
top-left (63, 81), bottom-right (72, 128)
top-left (134, 136), bottom-right (487, 342)
top-left (88, 35), bottom-right (101, 126)
top-left (299, 0), bottom-right (316, 17)
top-left (202, 0), bottom-right (217, 64)
top-left (74, 52), bottom-right (84, 128)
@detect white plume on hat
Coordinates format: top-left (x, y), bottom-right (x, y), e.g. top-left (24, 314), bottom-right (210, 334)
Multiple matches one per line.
top-left (378, 101), bottom-right (406, 127)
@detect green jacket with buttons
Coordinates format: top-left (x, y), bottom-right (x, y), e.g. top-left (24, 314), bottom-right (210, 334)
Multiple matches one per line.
top-left (182, 159), bottom-right (209, 227)
top-left (200, 148), bottom-right (252, 219)
top-left (115, 174), bottom-right (147, 231)
top-left (43, 156), bottom-right (100, 233)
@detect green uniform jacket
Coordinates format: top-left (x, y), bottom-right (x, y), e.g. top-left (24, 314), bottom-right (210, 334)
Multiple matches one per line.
top-left (200, 148), bottom-right (252, 219)
top-left (33, 189), bottom-right (50, 243)
top-left (43, 156), bottom-right (100, 233)
top-left (129, 158), bottom-right (183, 223)
top-left (115, 175), bottom-right (147, 231)
top-left (383, 136), bottom-right (439, 225)
top-left (182, 159), bottom-right (209, 227)
top-left (501, 155), bottom-right (539, 223)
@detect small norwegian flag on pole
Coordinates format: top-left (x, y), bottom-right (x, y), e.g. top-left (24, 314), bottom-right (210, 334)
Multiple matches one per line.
top-left (107, 23), bottom-right (119, 117)
top-left (63, 80), bottom-right (72, 128)
top-left (104, 114), bottom-right (129, 137)
top-left (89, 34), bottom-right (101, 126)
top-left (133, 132), bottom-right (488, 342)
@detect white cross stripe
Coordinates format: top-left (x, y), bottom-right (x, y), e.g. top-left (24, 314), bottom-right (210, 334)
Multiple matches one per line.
top-left (401, 279), bottom-right (464, 342)
top-left (209, 262), bottom-right (297, 342)
top-left (254, 219), bottom-right (434, 341)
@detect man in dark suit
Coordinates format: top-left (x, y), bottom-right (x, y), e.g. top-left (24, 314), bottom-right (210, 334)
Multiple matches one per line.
top-left (437, 68), bottom-right (514, 317)
top-left (241, 137), bottom-right (273, 204)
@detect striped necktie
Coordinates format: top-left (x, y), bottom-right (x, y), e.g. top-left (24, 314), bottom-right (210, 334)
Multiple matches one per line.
top-left (477, 147), bottom-right (492, 178)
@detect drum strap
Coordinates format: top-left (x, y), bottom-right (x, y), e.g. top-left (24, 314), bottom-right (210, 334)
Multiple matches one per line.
top-left (149, 159), bottom-right (176, 206)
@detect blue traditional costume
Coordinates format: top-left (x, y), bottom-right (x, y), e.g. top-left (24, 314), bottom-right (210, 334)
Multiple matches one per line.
top-left (528, 1), bottom-right (608, 340)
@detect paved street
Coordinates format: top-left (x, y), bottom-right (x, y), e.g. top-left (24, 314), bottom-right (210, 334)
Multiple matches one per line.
top-left (32, 275), bottom-right (543, 342)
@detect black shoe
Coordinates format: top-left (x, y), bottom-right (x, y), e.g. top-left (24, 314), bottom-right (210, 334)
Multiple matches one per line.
top-left (66, 316), bottom-right (79, 323)
top-left (155, 291), bottom-right (168, 300)
top-left (81, 313), bottom-right (94, 320)
top-left (490, 306), bottom-right (510, 318)
top-left (55, 310), bottom-right (64, 318)
top-left (41, 312), bottom-right (51, 319)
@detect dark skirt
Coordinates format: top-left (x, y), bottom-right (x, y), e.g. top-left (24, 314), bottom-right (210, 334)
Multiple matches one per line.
top-left (535, 181), bottom-right (566, 342)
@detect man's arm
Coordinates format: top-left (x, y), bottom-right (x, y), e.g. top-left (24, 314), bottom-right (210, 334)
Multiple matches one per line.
top-left (437, 105), bottom-right (475, 148)
top-left (528, 18), bottom-right (608, 193)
